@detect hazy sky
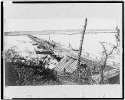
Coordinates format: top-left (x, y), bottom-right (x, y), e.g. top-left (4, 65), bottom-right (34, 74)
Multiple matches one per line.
top-left (4, 2), bottom-right (122, 32)
top-left (4, 18), bottom-right (117, 32)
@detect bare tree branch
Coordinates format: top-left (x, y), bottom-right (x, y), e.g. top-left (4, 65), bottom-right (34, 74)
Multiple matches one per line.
top-left (99, 41), bottom-right (107, 56)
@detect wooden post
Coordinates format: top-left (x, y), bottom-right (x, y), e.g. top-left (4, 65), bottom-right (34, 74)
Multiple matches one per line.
top-left (77, 18), bottom-right (88, 68)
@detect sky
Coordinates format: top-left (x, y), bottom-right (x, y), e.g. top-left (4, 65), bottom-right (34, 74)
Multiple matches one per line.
top-left (4, 2), bottom-right (122, 32)
top-left (4, 18), bottom-right (118, 32)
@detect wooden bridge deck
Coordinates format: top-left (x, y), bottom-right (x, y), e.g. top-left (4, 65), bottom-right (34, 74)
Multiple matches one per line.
top-left (27, 34), bottom-right (120, 80)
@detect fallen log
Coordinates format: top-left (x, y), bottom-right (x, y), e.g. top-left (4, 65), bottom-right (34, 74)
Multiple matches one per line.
top-left (35, 50), bottom-right (53, 55)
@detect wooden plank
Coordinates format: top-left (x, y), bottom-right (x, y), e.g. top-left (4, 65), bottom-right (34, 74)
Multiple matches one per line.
top-left (56, 57), bottom-right (67, 67)
top-left (66, 60), bottom-right (78, 73)
top-left (65, 58), bottom-right (75, 68)
top-left (59, 58), bottom-right (73, 72)
top-left (67, 53), bottom-right (93, 66)
top-left (71, 60), bottom-right (78, 72)
top-left (63, 58), bottom-right (75, 71)
top-left (66, 60), bottom-right (77, 73)
top-left (54, 57), bottom-right (68, 71)
top-left (58, 56), bottom-right (70, 67)
top-left (55, 57), bottom-right (70, 72)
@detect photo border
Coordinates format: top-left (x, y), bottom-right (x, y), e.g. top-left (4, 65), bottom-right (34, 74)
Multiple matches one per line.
top-left (1, 1), bottom-right (124, 99)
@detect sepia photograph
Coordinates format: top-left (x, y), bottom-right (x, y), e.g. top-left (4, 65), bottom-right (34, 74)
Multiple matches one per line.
top-left (4, 18), bottom-right (120, 86)
top-left (3, 1), bottom-right (123, 98)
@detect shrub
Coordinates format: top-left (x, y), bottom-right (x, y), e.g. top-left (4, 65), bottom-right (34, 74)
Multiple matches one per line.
top-left (4, 46), bottom-right (60, 86)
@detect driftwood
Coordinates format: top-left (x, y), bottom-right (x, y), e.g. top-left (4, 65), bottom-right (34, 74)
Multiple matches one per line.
top-left (92, 68), bottom-right (120, 84)
top-left (35, 50), bottom-right (53, 54)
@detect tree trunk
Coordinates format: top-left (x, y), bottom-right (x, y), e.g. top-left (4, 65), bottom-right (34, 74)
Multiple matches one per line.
top-left (101, 57), bottom-right (107, 84)
top-left (77, 18), bottom-right (88, 68)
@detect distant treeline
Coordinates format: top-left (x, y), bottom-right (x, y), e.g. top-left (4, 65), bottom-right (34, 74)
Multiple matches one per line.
top-left (4, 29), bottom-right (83, 36)
top-left (4, 29), bottom-right (117, 36)
top-left (4, 32), bottom-right (26, 36)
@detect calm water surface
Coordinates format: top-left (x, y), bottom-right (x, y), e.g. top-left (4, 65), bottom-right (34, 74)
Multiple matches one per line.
top-left (4, 33), bottom-right (119, 64)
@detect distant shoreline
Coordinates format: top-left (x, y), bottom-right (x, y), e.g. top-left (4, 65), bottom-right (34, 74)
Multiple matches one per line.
top-left (4, 29), bottom-right (117, 36)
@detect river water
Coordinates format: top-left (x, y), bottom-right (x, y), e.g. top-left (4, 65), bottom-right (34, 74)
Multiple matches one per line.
top-left (4, 33), bottom-right (120, 64)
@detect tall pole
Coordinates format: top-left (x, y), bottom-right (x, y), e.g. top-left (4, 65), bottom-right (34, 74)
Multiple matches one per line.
top-left (77, 18), bottom-right (88, 68)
